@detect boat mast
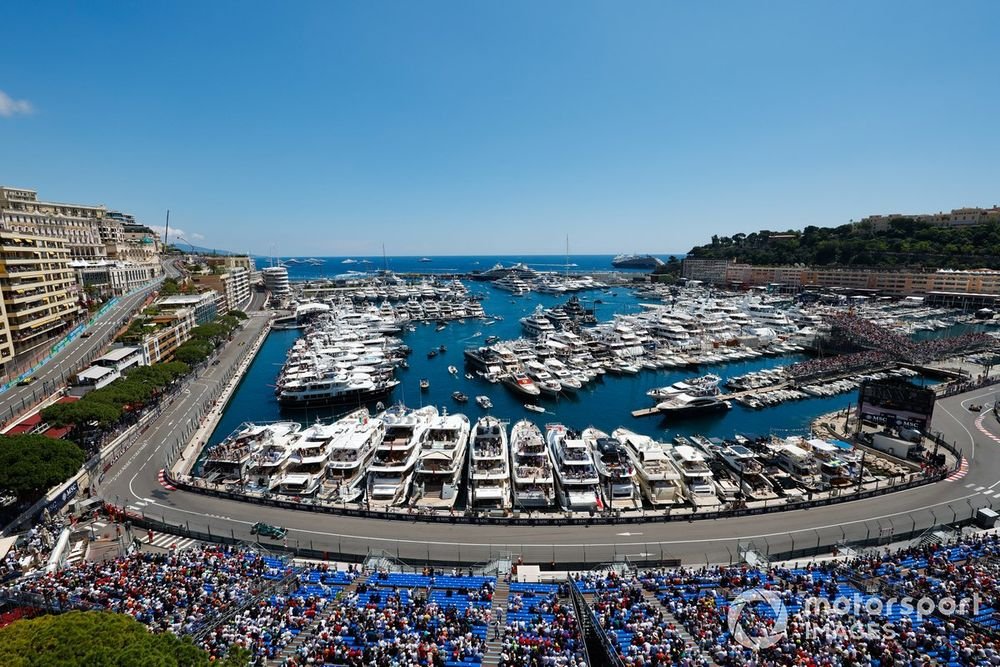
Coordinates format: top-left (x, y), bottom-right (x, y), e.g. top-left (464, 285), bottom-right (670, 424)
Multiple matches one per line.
top-left (163, 210), bottom-right (170, 246)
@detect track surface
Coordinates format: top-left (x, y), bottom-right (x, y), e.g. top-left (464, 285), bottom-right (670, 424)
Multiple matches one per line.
top-left (99, 298), bottom-right (1000, 565)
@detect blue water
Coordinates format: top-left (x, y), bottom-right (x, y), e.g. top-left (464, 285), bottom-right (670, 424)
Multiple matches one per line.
top-left (208, 282), bottom-right (916, 445)
top-left (258, 254), bottom-right (683, 280)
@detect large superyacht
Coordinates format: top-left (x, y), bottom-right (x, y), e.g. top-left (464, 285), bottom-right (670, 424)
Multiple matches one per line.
top-left (366, 405), bottom-right (437, 507)
top-left (613, 428), bottom-right (685, 507)
top-left (411, 411), bottom-right (471, 510)
top-left (583, 427), bottom-right (640, 510)
top-left (326, 409), bottom-right (385, 502)
top-left (467, 416), bottom-right (510, 511)
top-left (546, 423), bottom-right (601, 512)
top-left (509, 420), bottom-right (556, 509)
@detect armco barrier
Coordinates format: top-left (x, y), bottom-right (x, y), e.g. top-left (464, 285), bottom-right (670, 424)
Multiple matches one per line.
top-left (162, 465), bottom-right (950, 528)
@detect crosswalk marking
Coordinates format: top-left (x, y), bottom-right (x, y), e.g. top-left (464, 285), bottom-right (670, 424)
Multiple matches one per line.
top-left (976, 486), bottom-right (986, 491)
top-left (966, 482), bottom-right (976, 488)
top-left (93, 521), bottom-right (107, 529)
top-left (141, 532), bottom-right (199, 552)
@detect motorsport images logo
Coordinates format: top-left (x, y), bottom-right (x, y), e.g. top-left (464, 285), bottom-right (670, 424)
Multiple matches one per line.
top-left (727, 588), bottom-right (788, 650)
top-left (727, 587), bottom-right (982, 651)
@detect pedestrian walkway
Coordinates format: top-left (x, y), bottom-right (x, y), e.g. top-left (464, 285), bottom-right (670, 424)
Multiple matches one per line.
top-left (482, 577), bottom-right (510, 667)
top-left (134, 529), bottom-right (200, 553)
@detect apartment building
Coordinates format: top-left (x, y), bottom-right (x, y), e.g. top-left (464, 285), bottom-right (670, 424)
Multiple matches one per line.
top-left (141, 308), bottom-right (196, 364)
top-left (859, 206), bottom-right (1000, 232)
top-left (156, 291), bottom-right (220, 325)
top-left (0, 231), bottom-right (79, 358)
top-left (0, 186), bottom-right (109, 261)
top-left (70, 260), bottom-right (159, 297)
top-left (189, 267), bottom-right (250, 312)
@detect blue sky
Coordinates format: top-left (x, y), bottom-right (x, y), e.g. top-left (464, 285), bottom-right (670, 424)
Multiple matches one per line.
top-left (2, 1), bottom-right (998, 256)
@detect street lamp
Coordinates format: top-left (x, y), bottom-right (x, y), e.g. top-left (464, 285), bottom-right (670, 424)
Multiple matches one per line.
top-left (175, 235), bottom-right (196, 256)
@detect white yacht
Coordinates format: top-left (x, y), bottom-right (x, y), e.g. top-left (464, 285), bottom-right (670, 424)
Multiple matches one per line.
top-left (467, 416), bottom-right (510, 510)
top-left (366, 405), bottom-right (438, 507)
top-left (670, 444), bottom-right (722, 509)
top-left (613, 428), bottom-right (684, 507)
top-left (656, 393), bottom-right (731, 418)
top-left (524, 360), bottom-right (563, 395)
top-left (583, 428), bottom-right (640, 510)
top-left (544, 358), bottom-right (583, 392)
top-left (501, 371), bottom-right (541, 397)
top-left (718, 443), bottom-right (778, 501)
top-left (271, 413), bottom-right (359, 497)
top-left (207, 421), bottom-right (303, 488)
top-left (546, 424), bottom-right (601, 512)
top-left (775, 442), bottom-right (823, 491)
top-left (520, 305), bottom-right (558, 337)
top-left (509, 420), bottom-right (556, 509)
top-left (326, 410), bottom-right (385, 502)
top-left (411, 411), bottom-right (471, 510)
top-left (494, 274), bottom-right (532, 295)
top-left (646, 374), bottom-right (722, 400)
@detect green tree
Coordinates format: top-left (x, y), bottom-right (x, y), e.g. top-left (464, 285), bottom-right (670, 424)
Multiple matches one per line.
top-left (226, 310), bottom-right (248, 320)
top-left (0, 435), bottom-right (85, 501)
top-left (0, 611), bottom-right (250, 667)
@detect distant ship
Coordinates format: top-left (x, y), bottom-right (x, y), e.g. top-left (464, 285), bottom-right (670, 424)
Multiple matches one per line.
top-left (419, 257), bottom-right (432, 262)
top-left (612, 254), bottom-right (665, 269)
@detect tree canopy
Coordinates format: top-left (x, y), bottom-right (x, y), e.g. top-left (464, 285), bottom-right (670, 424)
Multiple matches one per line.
top-left (685, 219), bottom-right (1000, 269)
top-left (0, 611), bottom-right (249, 667)
top-left (0, 435), bottom-right (85, 501)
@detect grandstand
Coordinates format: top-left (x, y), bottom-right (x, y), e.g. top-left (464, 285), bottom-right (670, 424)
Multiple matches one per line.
top-left (3, 530), bottom-right (1000, 666)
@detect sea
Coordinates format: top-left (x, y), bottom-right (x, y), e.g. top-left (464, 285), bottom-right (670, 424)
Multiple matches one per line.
top-left (207, 259), bottom-right (977, 448)
top-left (259, 254), bottom-right (682, 280)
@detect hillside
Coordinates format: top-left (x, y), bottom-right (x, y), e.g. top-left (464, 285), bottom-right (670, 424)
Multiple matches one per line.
top-left (686, 219), bottom-right (1000, 269)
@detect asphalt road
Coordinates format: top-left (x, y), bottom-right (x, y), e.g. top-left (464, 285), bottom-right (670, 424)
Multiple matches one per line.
top-left (99, 318), bottom-right (1000, 567)
top-left (0, 280), bottom-right (163, 424)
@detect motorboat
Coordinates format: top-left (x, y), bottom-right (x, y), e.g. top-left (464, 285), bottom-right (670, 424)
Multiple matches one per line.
top-left (670, 444), bottom-right (722, 509)
top-left (646, 374), bottom-right (722, 400)
top-left (613, 428), bottom-right (684, 506)
top-left (325, 409), bottom-right (384, 502)
top-left (411, 411), bottom-right (471, 510)
top-left (501, 371), bottom-right (541, 397)
top-left (583, 428), bottom-right (640, 510)
top-left (656, 393), bottom-right (731, 418)
top-left (475, 395), bottom-right (493, 409)
top-left (509, 420), bottom-right (556, 509)
top-left (366, 405), bottom-right (437, 507)
top-left (468, 416), bottom-right (510, 510)
top-left (546, 424), bottom-right (601, 512)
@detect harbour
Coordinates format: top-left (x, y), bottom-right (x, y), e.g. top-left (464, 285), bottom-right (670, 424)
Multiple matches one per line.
top-left (193, 261), bottom-right (998, 518)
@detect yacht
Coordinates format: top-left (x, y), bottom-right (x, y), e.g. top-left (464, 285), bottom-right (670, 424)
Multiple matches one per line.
top-left (366, 405), bottom-right (437, 507)
top-left (509, 420), bottom-right (556, 509)
top-left (524, 360), bottom-right (563, 395)
top-left (546, 424), bottom-right (601, 512)
top-left (613, 428), bottom-right (684, 506)
top-left (775, 442), bottom-right (823, 491)
top-left (718, 443), bottom-right (778, 501)
top-left (325, 409), bottom-right (385, 501)
top-left (501, 371), bottom-right (541, 397)
top-left (670, 444), bottom-right (722, 509)
top-left (520, 305), bottom-right (557, 337)
top-left (271, 414), bottom-right (357, 497)
top-left (656, 393), bottom-right (731, 418)
top-left (206, 421), bottom-right (302, 487)
top-left (277, 370), bottom-right (399, 408)
top-left (467, 416), bottom-right (510, 510)
top-left (583, 428), bottom-right (640, 510)
top-left (646, 374), bottom-right (722, 400)
top-left (494, 274), bottom-right (532, 295)
top-left (411, 411), bottom-right (471, 510)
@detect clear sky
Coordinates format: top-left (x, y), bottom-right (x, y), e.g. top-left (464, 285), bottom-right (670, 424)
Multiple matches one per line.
top-left (2, 1), bottom-right (998, 257)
